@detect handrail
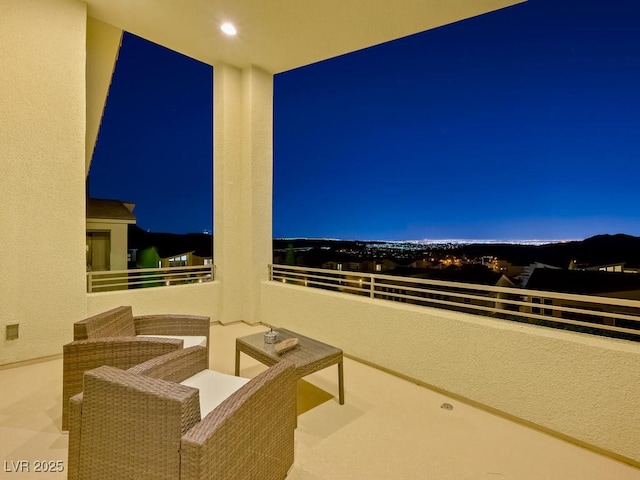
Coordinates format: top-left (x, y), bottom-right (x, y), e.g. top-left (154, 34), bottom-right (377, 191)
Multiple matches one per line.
top-left (269, 264), bottom-right (640, 340)
top-left (87, 265), bottom-right (215, 293)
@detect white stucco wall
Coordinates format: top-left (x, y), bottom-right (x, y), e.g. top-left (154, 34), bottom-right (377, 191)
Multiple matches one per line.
top-left (87, 281), bottom-right (220, 320)
top-left (261, 281), bottom-right (640, 465)
top-left (213, 64), bottom-right (273, 324)
top-left (0, 0), bottom-right (88, 364)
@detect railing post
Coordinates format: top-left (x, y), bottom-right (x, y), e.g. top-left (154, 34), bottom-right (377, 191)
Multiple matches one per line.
top-left (87, 272), bottom-right (92, 293)
top-left (370, 275), bottom-right (375, 299)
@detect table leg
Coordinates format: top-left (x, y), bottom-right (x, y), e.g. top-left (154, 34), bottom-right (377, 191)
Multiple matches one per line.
top-left (234, 347), bottom-right (240, 376)
top-left (338, 360), bottom-right (344, 405)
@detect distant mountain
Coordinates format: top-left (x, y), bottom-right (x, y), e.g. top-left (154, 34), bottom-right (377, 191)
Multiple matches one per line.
top-left (274, 234), bottom-right (640, 270)
top-left (458, 234), bottom-right (640, 268)
top-left (128, 225), bottom-right (213, 258)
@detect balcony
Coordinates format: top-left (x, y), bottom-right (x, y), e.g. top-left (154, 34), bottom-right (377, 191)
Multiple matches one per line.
top-left (75, 267), bottom-right (640, 469)
top-left (4, 1), bottom-right (640, 476)
top-left (86, 265), bottom-right (215, 292)
top-left (2, 321), bottom-right (639, 479)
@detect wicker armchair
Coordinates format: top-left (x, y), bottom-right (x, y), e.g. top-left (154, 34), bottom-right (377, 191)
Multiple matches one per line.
top-left (62, 306), bottom-right (210, 430)
top-left (68, 347), bottom-right (296, 480)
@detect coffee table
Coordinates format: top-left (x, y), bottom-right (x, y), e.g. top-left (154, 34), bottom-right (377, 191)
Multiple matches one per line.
top-left (235, 328), bottom-right (344, 405)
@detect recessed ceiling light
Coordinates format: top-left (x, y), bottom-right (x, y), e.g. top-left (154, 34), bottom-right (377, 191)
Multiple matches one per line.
top-left (221, 22), bottom-right (237, 36)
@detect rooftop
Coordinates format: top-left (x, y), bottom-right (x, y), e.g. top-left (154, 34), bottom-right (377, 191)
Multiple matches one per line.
top-left (86, 197), bottom-right (136, 222)
top-left (2, 322), bottom-right (638, 479)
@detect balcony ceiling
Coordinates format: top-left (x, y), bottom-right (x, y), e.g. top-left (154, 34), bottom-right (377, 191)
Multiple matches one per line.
top-left (85, 0), bottom-right (524, 73)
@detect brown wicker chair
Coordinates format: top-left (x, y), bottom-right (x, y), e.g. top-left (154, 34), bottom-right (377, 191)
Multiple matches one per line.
top-left (68, 346), bottom-right (296, 480)
top-left (62, 306), bottom-right (210, 430)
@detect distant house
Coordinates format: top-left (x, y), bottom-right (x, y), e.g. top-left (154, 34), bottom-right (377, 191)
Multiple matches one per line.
top-left (523, 268), bottom-right (640, 300)
top-left (361, 259), bottom-right (397, 273)
top-left (521, 267), bottom-right (640, 328)
top-left (321, 261), bottom-right (364, 272)
top-left (409, 258), bottom-right (439, 269)
top-left (128, 225), bottom-right (213, 269)
top-left (516, 262), bottom-right (562, 287)
top-left (86, 198), bottom-right (136, 271)
top-left (321, 260), bottom-right (344, 271)
top-left (373, 265), bottom-right (504, 309)
top-left (322, 259), bottom-right (397, 273)
top-left (489, 258), bottom-right (527, 277)
top-left (161, 251), bottom-right (213, 268)
top-left (584, 262), bottom-right (626, 273)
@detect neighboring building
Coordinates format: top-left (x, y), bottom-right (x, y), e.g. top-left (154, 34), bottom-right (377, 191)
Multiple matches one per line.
top-left (516, 262), bottom-right (561, 287)
top-left (161, 251), bottom-right (213, 268)
top-left (86, 197), bottom-right (136, 271)
top-left (322, 259), bottom-right (397, 273)
top-left (489, 258), bottom-right (527, 277)
top-left (523, 268), bottom-right (640, 300)
top-left (361, 259), bottom-right (397, 273)
top-left (586, 262), bottom-right (626, 273)
top-left (128, 226), bottom-right (213, 269)
top-left (521, 268), bottom-right (640, 328)
top-left (321, 261), bottom-right (346, 271)
top-left (409, 258), bottom-right (439, 269)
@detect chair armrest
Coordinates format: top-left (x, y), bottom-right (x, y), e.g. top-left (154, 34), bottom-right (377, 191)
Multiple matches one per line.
top-left (180, 361), bottom-right (296, 480)
top-left (133, 314), bottom-right (210, 337)
top-left (74, 365), bottom-right (201, 480)
top-left (61, 337), bottom-right (183, 430)
top-left (127, 346), bottom-right (209, 383)
top-left (67, 393), bottom-right (83, 480)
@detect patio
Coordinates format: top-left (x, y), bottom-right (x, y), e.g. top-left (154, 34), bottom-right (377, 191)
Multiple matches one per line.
top-left (1, 322), bottom-right (638, 480)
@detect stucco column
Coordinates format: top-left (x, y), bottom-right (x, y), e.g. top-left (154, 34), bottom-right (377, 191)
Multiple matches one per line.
top-left (0, 0), bottom-right (88, 364)
top-left (214, 64), bottom-right (273, 324)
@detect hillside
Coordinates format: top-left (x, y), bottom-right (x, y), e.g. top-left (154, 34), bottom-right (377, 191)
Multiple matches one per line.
top-left (458, 234), bottom-right (640, 268)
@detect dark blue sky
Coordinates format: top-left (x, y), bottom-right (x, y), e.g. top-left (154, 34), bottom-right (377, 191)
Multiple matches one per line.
top-left (91, 0), bottom-right (640, 241)
top-left (89, 36), bottom-right (214, 234)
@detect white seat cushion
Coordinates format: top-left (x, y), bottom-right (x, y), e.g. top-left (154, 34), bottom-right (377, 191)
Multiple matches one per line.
top-left (180, 370), bottom-right (250, 419)
top-left (137, 335), bottom-right (207, 348)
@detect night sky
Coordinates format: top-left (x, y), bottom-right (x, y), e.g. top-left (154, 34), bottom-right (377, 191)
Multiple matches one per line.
top-left (90, 0), bottom-right (640, 241)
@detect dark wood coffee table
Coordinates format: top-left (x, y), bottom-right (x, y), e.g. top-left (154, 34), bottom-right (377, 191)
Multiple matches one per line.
top-left (235, 328), bottom-right (344, 405)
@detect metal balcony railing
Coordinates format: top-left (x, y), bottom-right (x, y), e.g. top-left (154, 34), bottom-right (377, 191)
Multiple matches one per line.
top-left (270, 264), bottom-right (640, 341)
top-left (87, 265), bottom-right (215, 293)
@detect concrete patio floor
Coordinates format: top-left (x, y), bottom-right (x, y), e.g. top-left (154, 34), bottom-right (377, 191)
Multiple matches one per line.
top-left (1, 322), bottom-right (638, 479)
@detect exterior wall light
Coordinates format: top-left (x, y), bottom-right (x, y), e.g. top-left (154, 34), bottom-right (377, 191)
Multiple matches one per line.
top-left (221, 22), bottom-right (237, 36)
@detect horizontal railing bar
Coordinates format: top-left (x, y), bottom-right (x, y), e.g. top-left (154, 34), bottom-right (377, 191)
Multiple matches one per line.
top-left (87, 265), bottom-right (214, 292)
top-left (91, 272), bottom-right (212, 282)
top-left (372, 290), bottom-right (640, 335)
top-left (373, 285), bottom-right (640, 324)
top-left (90, 264), bottom-right (212, 275)
top-left (374, 275), bottom-right (640, 309)
top-left (269, 264), bottom-right (640, 339)
top-left (91, 268), bottom-right (211, 276)
top-left (273, 264), bottom-right (640, 309)
top-left (273, 274), bottom-right (367, 292)
top-left (92, 273), bottom-right (210, 283)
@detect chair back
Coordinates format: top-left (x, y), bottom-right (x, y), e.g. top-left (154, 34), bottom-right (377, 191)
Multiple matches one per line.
top-left (74, 365), bottom-right (201, 480)
top-left (181, 361), bottom-right (296, 480)
top-left (73, 306), bottom-right (135, 340)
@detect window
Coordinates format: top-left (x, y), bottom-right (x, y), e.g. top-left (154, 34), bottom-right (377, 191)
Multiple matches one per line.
top-left (168, 255), bottom-right (188, 267)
